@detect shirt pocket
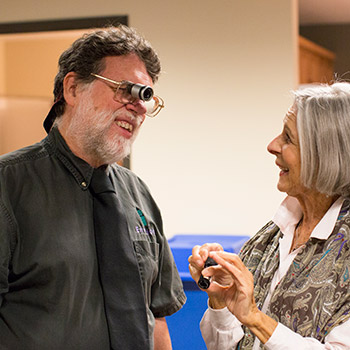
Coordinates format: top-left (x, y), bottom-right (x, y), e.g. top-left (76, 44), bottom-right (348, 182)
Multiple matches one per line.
top-left (133, 240), bottom-right (159, 300)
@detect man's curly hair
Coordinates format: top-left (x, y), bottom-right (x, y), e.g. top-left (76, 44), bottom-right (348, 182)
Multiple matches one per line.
top-left (53, 24), bottom-right (161, 117)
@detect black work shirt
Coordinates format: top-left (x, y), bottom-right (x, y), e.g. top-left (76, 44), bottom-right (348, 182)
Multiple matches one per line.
top-left (0, 127), bottom-right (185, 350)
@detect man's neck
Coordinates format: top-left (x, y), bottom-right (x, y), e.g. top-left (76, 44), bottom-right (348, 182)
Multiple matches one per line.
top-left (56, 121), bottom-right (102, 168)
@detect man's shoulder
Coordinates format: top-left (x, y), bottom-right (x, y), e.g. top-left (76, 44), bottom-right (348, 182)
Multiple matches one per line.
top-left (0, 139), bottom-right (48, 170)
top-left (110, 163), bottom-right (148, 189)
top-left (109, 163), bottom-right (159, 207)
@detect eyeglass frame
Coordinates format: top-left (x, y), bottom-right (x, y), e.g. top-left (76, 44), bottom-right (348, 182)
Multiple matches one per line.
top-left (90, 73), bottom-right (164, 117)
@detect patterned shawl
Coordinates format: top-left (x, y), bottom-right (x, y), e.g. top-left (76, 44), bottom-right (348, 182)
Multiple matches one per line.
top-left (237, 199), bottom-right (350, 349)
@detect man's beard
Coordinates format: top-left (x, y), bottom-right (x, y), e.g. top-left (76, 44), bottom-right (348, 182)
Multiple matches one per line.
top-left (65, 92), bottom-right (142, 165)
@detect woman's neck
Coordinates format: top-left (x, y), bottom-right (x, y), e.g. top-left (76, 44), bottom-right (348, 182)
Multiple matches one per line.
top-left (290, 192), bottom-right (340, 252)
top-left (296, 192), bottom-right (339, 226)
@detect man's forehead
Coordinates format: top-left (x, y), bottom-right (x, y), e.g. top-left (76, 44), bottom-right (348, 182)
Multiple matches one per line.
top-left (102, 55), bottom-right (152, 86)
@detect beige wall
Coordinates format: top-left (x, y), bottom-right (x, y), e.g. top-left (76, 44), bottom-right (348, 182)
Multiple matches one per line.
top-left (0, 40), bottom-right (5, 95)
top-left (0, 97), bottom-right (50, 153)
top-left (0, 0), bottom-right (298, 238)
top-left (3, 31), bottom-right (85, 98)
top-left (0, 30), bottom-right (86, 157)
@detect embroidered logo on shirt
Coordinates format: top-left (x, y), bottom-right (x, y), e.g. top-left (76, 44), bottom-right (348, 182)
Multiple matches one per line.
top-left (136, 208), bottom-right (155, 235)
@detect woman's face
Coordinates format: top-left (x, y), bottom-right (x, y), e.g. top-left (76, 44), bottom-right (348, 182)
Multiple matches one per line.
top-left (267, 105), bottom-right (306, 197)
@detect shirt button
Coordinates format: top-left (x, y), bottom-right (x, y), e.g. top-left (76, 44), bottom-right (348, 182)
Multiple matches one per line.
top-left (81, 181), bottom-right (87, 188)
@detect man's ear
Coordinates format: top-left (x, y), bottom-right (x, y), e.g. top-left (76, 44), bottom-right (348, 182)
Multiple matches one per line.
top-left (63, 72), bottom-right (79, 107)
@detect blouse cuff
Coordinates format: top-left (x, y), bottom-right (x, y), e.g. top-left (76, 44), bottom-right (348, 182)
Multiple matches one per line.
top-left (264, 323), bottom-right (304, 349)
top-left (206, 300), bottom-right (242, 330)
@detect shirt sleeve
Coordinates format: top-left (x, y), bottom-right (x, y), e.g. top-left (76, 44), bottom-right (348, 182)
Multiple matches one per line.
top-left (265, 320), bottom-right (350, 350)
top-left (200, 304), bottom-right (244, 350)
top-left (150, 237), bottom-right (186, 318)
top-left (0, 198), bottom-right (17, 305)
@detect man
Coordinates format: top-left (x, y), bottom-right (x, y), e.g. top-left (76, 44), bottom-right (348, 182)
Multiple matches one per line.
top-left (0, 25), bottom-right (185, 350)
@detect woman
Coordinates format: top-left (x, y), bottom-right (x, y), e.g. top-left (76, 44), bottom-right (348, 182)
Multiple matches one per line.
top-left (189, 82), bottom-right (350, 349)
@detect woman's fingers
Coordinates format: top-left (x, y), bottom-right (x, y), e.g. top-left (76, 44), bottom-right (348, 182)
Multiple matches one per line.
top-left (188, 245), bottom-right (204, 267)
top-left (209, 251), bottom-right (251, 288)
top-left (203, 265), bottom-right (234, 288)
top-left (210, 251), bottom-right (246, 271)
top-left (188, 243), bottom-right (225, 297)
top-left (188, 243), bottom-right (224, 269)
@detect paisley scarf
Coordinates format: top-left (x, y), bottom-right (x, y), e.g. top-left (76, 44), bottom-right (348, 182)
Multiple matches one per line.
top-left (237, 199), bottom-right (350, 349)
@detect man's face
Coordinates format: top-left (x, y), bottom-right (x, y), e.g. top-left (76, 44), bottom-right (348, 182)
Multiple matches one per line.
top-left (66, 54), bottom-right (152, 166)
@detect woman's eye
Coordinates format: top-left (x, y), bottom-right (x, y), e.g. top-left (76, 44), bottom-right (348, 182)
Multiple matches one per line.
top-left (283, 133), bottom-right (291, 143)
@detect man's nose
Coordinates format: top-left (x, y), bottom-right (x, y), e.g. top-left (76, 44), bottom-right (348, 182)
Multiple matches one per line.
top-left (125, 99), bottom-right (148, 116)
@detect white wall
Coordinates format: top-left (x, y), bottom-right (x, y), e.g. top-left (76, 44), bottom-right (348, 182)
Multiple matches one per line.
top-left (0, 0), bottom-right (298, 238)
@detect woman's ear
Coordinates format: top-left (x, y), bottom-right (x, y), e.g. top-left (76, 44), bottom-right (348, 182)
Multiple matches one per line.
top-left (62, 72), bottom-right (79, 107)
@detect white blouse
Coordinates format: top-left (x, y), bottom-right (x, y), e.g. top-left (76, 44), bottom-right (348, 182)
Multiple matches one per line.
top-left (200, 196), bottom-right (350, 350)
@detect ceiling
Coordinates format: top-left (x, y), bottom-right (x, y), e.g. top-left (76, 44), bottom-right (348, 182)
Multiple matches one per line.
top-left (299, 0), bottom-right (350, 25)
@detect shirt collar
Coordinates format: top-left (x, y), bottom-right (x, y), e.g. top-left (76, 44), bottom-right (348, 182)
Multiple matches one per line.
top-left (46, 126), bottom-right (97, 190)
top-left (273, 195), bottom-right (345, 240)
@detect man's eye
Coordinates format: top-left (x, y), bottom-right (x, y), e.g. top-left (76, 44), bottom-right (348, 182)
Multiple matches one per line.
top-left (117, 87), bottom-right (129, 96)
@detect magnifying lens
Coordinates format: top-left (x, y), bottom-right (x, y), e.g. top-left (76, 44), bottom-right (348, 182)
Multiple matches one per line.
top-left (128, 83), bottom-right (154, 101)
top-left (197, 257), bottom-right (218, 289)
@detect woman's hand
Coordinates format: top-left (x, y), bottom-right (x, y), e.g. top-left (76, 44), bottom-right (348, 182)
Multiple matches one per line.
top-left (188, 243), bottom-right (228, 308)
top-left (208, 251), bottom-right (278, 343)
top-left (208, 251), bottom-right (258, 325)
top-left (188, 243), bottom-right (224, 282)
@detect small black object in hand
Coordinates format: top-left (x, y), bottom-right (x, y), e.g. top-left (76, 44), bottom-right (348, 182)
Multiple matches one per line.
top-left (197, 257), bottom-right (218, 289)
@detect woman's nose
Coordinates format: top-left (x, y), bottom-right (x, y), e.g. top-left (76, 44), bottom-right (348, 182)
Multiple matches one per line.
top-left (267, 135), bottom-right (281, 155)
